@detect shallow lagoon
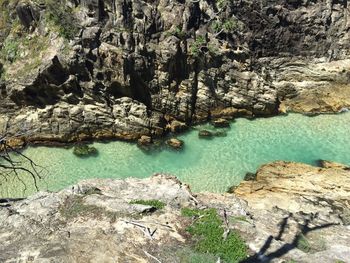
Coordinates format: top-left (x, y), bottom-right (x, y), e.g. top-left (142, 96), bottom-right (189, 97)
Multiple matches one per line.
top-left (1, 112), bottom-right (350, 198)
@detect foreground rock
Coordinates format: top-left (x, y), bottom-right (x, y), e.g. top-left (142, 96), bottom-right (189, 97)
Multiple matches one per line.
top-left (0, 175), bottom-right (248, 262)
top-left (233, 161), bottom-right (350, 262)
top-left (1, 161), bottom-right (350, 262)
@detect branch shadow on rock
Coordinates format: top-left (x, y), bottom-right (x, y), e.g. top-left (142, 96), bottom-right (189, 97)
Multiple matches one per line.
top-left (240, 213), bottom-right (337, 263)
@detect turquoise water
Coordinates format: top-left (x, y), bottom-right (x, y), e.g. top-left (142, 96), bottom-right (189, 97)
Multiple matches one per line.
top-left (1, 112), bottom-right (350, 198)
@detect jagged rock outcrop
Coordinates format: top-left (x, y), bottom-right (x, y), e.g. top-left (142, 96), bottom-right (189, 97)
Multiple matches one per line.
top-left (0, 0), bottom-right (349, 145)
top-left (1, 163), bottom-right (350, 262)
top-left (231, 161), bottom-right (350, 262)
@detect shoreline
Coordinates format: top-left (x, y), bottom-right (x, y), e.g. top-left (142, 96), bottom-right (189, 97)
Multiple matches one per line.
top-left (4, 108), bottom-right (349, 151)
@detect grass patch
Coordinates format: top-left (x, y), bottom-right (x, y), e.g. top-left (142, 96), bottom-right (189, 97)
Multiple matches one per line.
top-left (0, 32), bottom-right (50, 80)
top-left (59, 195), bottom-right (117, 222)
top-left (1, 37), bottom-right (20, 63)
top-left (181, 208), bottom-right (248, 263)
top-left (129, 199), bottom-right (166, 210)
top-left (177, 248), bottom-right (218, 263)
top-left (296, 234), bottom-right (311, 253)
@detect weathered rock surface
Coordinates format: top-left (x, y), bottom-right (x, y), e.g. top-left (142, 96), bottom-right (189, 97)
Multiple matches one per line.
top-left (1, 0), bottom-right (349, 145)
top-left (233, 161), bottom-right (350, 262)
top-left (280, 84), bottom-right (350, 114)
top-left (1, 162), bottom-right (350, 262)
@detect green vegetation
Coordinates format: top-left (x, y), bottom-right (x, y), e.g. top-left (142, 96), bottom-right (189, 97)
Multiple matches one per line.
top-left (0, 33), bottom-right (48, 65)
top-left (0, 0), bottom-right (17, 37)
top-left (45, 0), bottom-right (79, 39)
top-left (165, 26), bottom-right (187, 39)
top-left (296, 234), bottom-right (311, 253)
top-left (190, 36), bottom-right (207, 57)
top-left (177, 248), bottom-right (218, 263)
top-left (1, 37), bottom-right (20, 63)
top-left (216, 0), bottom-right (229, 10)
top-left (59, 195), bottom-right (117, 222)
top-left (73, 145), bottom-right (98, 157)
top-left (174, 26), bottom-right (186, 39)
top-left (211, 18), bottom-right (239, 35)
top-left (129, 199), bottom-right (166, 210)
top-left (181, 208), bottom-right (248, 263)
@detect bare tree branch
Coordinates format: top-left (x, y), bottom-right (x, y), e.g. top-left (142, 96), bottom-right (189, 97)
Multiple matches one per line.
top-left (0, 133), bottom-right (44, 195)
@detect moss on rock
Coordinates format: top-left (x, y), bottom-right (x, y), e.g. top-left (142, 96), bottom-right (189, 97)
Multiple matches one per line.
top-left (73, 145), bottom-right (98, 157)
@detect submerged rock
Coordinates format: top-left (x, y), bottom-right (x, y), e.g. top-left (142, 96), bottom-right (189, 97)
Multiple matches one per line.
top-left (166, 138), bottom-right (184, 150)
top-left (198, 130), bottom-right (214, 139)
top-left (211, 118), bottom-right (230, 128)
top-left (73, 145), bottom-right (98, 157)
top-left (213, 131), bottom-right (227, 137)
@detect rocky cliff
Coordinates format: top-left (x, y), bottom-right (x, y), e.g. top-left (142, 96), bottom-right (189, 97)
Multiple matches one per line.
top-left (0, 0), bottom-right (349, 145)
top-left (1, 162), bottom-right (349, 262)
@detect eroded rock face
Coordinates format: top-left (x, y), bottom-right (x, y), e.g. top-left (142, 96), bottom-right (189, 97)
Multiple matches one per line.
top-left (1, 0), bottom-right (350, 144)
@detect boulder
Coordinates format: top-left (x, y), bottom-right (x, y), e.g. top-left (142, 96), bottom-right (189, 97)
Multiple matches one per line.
top-left (137, 135), bottom-right (152, 146)
top-left (211, 118), bottom-right (230, 128)
top-left (169, 120), bottom-right (188, 133)
top-left (16, 1), bottom-right (40, 29)
top-left (73, 144), bottom-right (98, 157)
top-left (166, 138), bottom-right (184, 150)
top-left (198, 130), bottom-right (213, 139)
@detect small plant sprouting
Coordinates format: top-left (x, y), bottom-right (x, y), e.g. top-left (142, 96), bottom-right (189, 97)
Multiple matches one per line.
top-left (190, 36), bottom-right (207, 57)
top-left (296, 234), bottom-right (311, 253)
top-left (129, 199), bottom-right (166, 210)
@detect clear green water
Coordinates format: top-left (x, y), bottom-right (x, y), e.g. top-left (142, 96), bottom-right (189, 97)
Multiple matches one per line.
top-left (1, 112), bottom-right (350, 198)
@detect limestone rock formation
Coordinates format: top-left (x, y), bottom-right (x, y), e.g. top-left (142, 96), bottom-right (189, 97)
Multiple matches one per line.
top-left (232, 161), bottom-right (350, 262)
top-left (0, 0), bottom-right (349, 145)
